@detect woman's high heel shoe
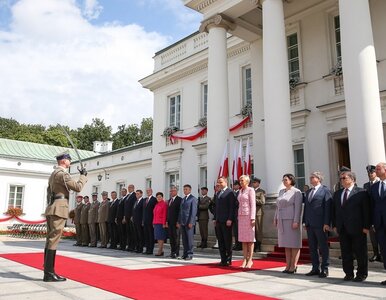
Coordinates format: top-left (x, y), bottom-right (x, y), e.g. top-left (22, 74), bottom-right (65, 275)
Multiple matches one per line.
top-left (287, 267), bottom-right (297, 274)
top-left (155, 252), bottom-right (164, 256)
top-left (282, 269), bottom-right (289, 273)
top-left (246, 259), bottom-right (253, 269)
top-left (240, 259), bottom-right (247, 268)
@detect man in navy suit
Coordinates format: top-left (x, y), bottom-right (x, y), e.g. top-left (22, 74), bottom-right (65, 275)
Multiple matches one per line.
top-left (214, 176), bottom-right (237, 266)
top-left (123, 184), bottom-right (137, 251)
top-left (167, 186), bottom-right (182, 258)
top-left (371, 163), bottom-right (386, 285)
top-left (332, 171), bottom-right (370, 282)
top-left (108, 191), bottom-right (119, 249)
top-left (116, 188), bottom-right (128, 250)
top-left (177, 184), bottom-right (198, 260)
top-left (132, 190), bottom-right (144, 253)
top-left (143, 188), bottom-right (157, 254)
top-left (303, 172), bottom-right (332, 278)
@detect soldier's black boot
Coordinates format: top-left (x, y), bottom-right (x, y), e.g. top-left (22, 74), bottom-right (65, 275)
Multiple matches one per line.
top-left (43, 249), bottom-right (66, 282)
top-left (43, 248), bottom-right (46, 267)
top-left (52, 250), bottom-right (66, 280)
top-left (201, 239), bottom-right (207, 248)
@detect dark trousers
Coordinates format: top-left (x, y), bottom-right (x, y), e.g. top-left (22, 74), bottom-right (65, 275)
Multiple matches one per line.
top-left (126, 220), bottom-right (135, 250)
top-left (117, 219), bottom-right (126, 249)
top-left (339, 227), bottom-right (368, 277)
top-left (198, 219), bottom-right (208, 241)
top-left (180, 225), bottom-right (194, 257)
top-left (215, 222), bottom-right (233, 263)
top-left (108, 222), bottom-right (118, 247)
top-left (133, 222), bottom-right (144, 252)
top-left (75, 223), bottom-right (82, 245)
top-left (168, 224), bottom-right (180, 256)
top-left (143, 222), bottom-right (155, 253)
top-left (370, 228), bottom-right (380, 255)
top-left (307, 226), bottom-right (329, 271)
top-left (375, 227), bottom-right (386, 269)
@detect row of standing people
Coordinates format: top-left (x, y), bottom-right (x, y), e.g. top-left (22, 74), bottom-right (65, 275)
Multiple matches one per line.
top-left (274, 164), bottom-right (386, 286)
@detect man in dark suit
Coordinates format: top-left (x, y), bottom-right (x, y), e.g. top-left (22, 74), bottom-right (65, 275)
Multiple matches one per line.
top-left (167, 185), bottom-right (182, 258)
top-left (177, 184), bottom-right (198, 260)
top-left (371, 163), bottom-right (386, 285)
top-left (303, 171), bottom-right (332, 278)
top-left (214, 176), bottom-right (237, 266)
top-left (143, 188), bottom-right (157, 254)
top-left (123, 184), bottom-right (136, 251)
top-left (332, 170), bottom-right (370, 282)
top-left (108, 191), bottom-right (119, 249)
top-left (363, 165), bottom-right (382, 262)
top-left (116, 188), bottom-right (128, 250)
top-left (132, 190), bottom-right (145, 253)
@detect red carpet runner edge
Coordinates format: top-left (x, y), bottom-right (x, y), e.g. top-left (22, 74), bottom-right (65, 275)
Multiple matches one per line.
top-left (0, 253), bottom-right (286, 299)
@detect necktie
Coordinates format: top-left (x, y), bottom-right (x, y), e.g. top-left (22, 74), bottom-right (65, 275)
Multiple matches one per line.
top-left (342, 188), bottom-right (349, 206)
top-left (169, 198), bottom-right (173, 206)
top-left (381, 182), bottom-right (385, 198)
top-left (308, 188), bottom-right (315, 202)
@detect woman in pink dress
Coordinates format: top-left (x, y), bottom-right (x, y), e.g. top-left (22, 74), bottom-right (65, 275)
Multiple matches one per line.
top-left (238, 175), bottom-right (256, 268)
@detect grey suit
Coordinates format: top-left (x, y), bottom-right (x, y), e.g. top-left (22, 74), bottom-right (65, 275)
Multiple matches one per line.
top-left (178, 194), bottom-right (198, 258)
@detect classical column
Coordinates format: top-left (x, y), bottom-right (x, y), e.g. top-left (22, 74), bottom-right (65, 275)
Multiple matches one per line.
top-left (200, 15), bottom-right (235, 193)
top-left (339, 0), bottom-right (385, 185)
top-left (262, 0), bottom-right (294, 196)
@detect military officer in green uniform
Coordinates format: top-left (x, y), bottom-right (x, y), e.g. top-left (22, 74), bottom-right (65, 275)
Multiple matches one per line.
top-left (44, 152), bottom-right (88, 282)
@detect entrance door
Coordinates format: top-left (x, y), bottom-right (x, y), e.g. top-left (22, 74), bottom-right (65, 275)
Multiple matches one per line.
top-left (328, 129), bottom-right (350, 189)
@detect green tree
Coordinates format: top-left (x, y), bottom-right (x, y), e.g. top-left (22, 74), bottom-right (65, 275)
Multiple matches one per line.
top-left (139, 117), bottom-right (153, 143)
top-left (0, 117), bottom-right (20, 139)
top-left (75, 118), bottom-right (112, 151)
top-left (42, 124), bottom-right (71, 147)
top-left (112, 124), bottom-right (140, 150)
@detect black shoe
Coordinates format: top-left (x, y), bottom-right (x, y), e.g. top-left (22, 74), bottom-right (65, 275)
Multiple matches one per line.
top-left (369, 254), bottom-right (380, 262)
top-left (305, 270), bottom-right (320, 276)
top-left (155, 252), bottom-right (164, 256)
top-left (282, 269), bottom-right (289, 273)
top-left (286, 267), bottom-right (297, 274)
top-left (169, 253), bottom-right (177, 259)
top-left (353, 275), bottom-right (367, 282)
top-left (381, 280), bottom-right (386, 285)
top-left (343, 274), bottom-right (354, 281)
top-left (43, 272), bottom-right (67, 282)
top-left (319, 270), bottom-right (329, 278)
top-left (184, 256), bottom-right (192, 260)
top-left (73, 243), bottom-right (81, 246)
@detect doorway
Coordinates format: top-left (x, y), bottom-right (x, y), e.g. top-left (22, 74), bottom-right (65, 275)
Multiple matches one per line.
top-left (328, 129), bottom-right (350, 189)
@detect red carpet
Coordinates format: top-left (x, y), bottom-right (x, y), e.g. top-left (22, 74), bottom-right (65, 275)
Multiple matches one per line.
top-left (0, 253), bottom-right (284, 300)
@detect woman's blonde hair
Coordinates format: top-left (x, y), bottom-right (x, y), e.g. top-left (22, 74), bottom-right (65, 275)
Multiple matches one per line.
top-left (239, 175), bottom-right (250, 185)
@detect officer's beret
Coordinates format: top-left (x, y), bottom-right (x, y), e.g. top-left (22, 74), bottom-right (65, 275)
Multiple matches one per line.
top-left (56, 152), bottom-right (71, 161)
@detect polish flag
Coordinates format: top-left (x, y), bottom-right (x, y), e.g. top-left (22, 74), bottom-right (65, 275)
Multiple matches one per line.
top-left (244, 138), bottom-right (252, 176)
top-left (218, 141), bottom-right (229, 178)
top-left (231, 141), bottom-right (238, 183)
top-left (237, 140), bottom-right (243, 179)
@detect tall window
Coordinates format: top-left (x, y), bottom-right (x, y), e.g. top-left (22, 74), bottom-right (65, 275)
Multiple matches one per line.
top-left (166, 172), bottom-right (180, 196)
top-left (334, 15), bottom-right (341, 63)
top-left (169, 94), bottom-right (181, 128)
top-left (201, 82), bottom-right (208, 117)
top-left (293, 146), bottom-right (305, 189)
top-left (242, 66), bottom-right (252, 106)
top-left (200, 167), bottom-right (207, 189)
top-left (116, 182), bottom-right (125, 196)
top-left (146, 178), bottom-right (152, 189)
top-left (287, 33), bottom-right (300, 80)
top-left (92, 185), bottom-right (100, 197)
top-left (8, 185), bottom-right (24, 208)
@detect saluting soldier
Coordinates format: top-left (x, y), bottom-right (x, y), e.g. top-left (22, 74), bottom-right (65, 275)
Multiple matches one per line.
top-left (88, 192), bottom-right (100, 247)
top-left (44, 152), bottom-right (87, 282)
top-left (80, 195), bottom-right (90, 246)
top-left (73, 195), bottom-right (84, 246)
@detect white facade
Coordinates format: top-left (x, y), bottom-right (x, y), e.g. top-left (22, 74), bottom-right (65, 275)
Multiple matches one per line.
top-left (140, 0), bottom-right (386, 203)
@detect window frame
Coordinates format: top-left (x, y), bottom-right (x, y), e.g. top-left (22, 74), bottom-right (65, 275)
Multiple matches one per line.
top-left (168, 94), bottom-right (181, 128)
top-left (293, 145), bottom-right (306, 190)
top-left (242, 65), bottom-right (252, 106)
top-left (8, 184), bottom-right (24, 209)
top-left (201, 82), bottom-right (208, 118)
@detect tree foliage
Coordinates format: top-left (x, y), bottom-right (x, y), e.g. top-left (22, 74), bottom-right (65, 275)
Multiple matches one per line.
top-left (0, 116), bottom-right (153, 151)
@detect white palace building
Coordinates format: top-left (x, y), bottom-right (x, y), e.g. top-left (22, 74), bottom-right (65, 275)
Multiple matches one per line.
top-left (1, 0), bottom-right (386, 241)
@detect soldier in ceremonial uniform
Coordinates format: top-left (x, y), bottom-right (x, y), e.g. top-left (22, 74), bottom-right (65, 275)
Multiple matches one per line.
top-left (73, 195), bottom-right (83, 246)
top-left (98, 191), bottom-right (110, 248)
top-left (44, 152), bottom-right (87, 282)
top-left (88, 192), bottom-right (100, 247)
top-left (80, 195), bottom-right (90, 246)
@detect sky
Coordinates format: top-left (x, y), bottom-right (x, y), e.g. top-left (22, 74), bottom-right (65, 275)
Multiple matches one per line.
top-left (0, 0), bottom-right (201, 132)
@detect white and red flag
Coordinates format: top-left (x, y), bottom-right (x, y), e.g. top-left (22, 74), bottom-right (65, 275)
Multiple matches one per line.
top-left (236, 139), bottom-right (243, 179)
top-left (244, 138), bottom-right (252, 176)
top-left (218, 141), bottom-right (229, 178)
